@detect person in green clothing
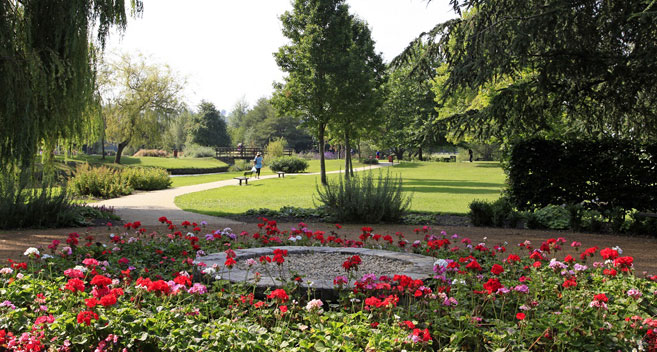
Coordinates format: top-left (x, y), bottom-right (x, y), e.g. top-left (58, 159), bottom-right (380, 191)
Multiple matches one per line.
top-left (253, 152), bottom-right (263, 179)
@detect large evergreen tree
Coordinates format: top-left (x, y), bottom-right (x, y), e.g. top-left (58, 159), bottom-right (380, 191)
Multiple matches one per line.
top-left (188, 101), bottom-right (231, 148)
top-left (0, 0), bottom-right (142, 168)
top-left (399, 0), bottom-right (657, 142)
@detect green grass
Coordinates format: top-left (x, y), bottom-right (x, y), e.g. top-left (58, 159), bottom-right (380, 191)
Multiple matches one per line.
top-left (175, 161), bottom-right (505, 216)
top-left (56, 155), bottom-right (227, 170)
top-left (169, 159), bottom-right (367, 188)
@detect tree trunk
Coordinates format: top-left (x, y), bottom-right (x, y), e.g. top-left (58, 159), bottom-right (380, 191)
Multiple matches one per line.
top-left (319, 125), bottom-right (327, 185)
top-left (344, 132), bottom-right (350, 179)
top-left (101, 135), bottom-right (105, 160)
top-left (418, 147), bottom-right (423, 161)
top-left (115, 140), bottom-right (129, 164)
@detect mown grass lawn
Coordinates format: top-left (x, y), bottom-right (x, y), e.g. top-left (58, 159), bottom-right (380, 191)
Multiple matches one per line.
top-left (169, 159), bottom-right (367, 188)
top-left (175, 161), bottom-right (506, 216)
top-left (56, 155), bottom-right (227, 170)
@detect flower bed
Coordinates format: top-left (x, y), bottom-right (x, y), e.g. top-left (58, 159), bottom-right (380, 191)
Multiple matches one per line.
top-left (1, 219), bottom-right (657, 351)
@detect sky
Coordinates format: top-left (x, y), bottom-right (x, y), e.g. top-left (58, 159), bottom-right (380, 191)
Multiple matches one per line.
top-left (105, 0), bottom-right (456, 113)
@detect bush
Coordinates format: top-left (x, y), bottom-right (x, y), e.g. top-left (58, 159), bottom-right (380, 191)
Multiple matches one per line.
top-left (469, 200), bottom-right (494, 226)
top-left (0, 170), bottom-right (80, 229)
top-left (122, 167), bottom-right (171, 191)
top-left (133, 149), bottom-right (169, 157)
top-left (315, 171), bottom-right (411, 223)
top-left (183, 143), bottom-right (215, 158)
top-left (269, 156), bottom-right (309, 173)
top-left (69, 164), bottom-right (132, 198)
top-left (532, 205), bottom-right (570, 230)
top-left (361, 157), bottom-right (379, 165)
top-left (266, 138), bottom-right (287, 159)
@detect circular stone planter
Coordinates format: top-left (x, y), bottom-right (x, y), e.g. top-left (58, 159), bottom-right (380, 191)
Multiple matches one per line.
top-left (196, 246), bottom-right (436, 296)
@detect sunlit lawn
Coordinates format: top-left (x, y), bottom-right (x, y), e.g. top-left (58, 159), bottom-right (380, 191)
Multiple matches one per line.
top-left (175, 161), bottom-right (505, 216)
top-left (170, 159), bottom-right (366, 188)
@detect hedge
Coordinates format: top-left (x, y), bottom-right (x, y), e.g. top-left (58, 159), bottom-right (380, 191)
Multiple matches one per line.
top-left (508, 138), bottom-right (657, 214)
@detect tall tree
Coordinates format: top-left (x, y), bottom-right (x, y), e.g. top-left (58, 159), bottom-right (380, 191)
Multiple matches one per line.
top-left (0, 0), bottom-right (142, 168)
top-left (273, 0), bottom-right (353, 185)
top-left (101, 54), bottom-right (183, 164)
top-left (329, 17), bottom-right (385, 177)
top-left (399, 0), bottom-right (657, 142)
top-left (187, 101), bottom-right (231, 148)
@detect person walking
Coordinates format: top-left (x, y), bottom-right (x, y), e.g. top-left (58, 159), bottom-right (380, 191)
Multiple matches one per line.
top-left (468, 149), bottom-right (474, 163)
top-left (253, 152), bottom-right (263, 179)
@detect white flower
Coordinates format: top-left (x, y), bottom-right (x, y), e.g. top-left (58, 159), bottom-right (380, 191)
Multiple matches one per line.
top-left (24, 247), bottom-right (40, 257)
top-left (612, 246), bottom-right (623, 254)
top-left (289, 236), bottom-right (297, 242)
top-left (434, 259), bottom-right (448, 268)
top-left (41, 254), bottom-right (53, 260)
top-left (0, 267), bottom-right (13, 275)
top-left (295, 235), bottom-right (302, 241)
top-left (16, 273), bottom-right (23, 279)
top-left (305, 299), bottom-right (324, 313)
top-left (74, 265), bottom-right (87, 272)
top-left (203, 267), bottom-right (216, 275)
top-left (245, 258), bottom-right (257, 266)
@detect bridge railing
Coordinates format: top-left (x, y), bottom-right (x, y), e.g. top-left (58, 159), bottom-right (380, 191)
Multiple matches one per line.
top-left (215, 147), bottom-right (293, 159)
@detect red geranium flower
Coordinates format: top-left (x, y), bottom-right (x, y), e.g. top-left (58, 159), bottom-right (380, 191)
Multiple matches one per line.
top-left (267, 289), bottom-right (289, 302)
top-left (490, 264), bottom-right (504, 275)
top-left (90, 275), bottom-right (112, 287)
top-left (64, 278), bottom-right (85, 293)
top-left (593, 293), bottom-right (608, 302)
top-left (225, 257), bottom-right (237, 268)
top-left (600, 248), bottom-right (619, 260)
top-left (100, 294), bottom-right (117, 307)
top-left (466, 260), bottom-right (482, 271)
top-left (516, 312), bottom-right (526, 320)
top-left (483, 278), bottom-right (503, 294)
top-left (77, 311), bottom-right (99, 326)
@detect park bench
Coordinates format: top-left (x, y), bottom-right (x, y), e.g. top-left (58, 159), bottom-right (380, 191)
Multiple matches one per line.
top-left (234, 171), bottom-right (253, 186)
top-left (276, 171), bottom-right (285, 178)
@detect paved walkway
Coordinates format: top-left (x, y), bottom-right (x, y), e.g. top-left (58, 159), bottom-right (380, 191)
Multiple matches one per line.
top-left (97, 163), bottom-right (390, 226)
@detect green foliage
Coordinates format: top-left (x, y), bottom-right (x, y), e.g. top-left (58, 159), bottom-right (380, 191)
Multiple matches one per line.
top-left (265, 138), bottom-right (287, 159)
top-left (404, 0), bottom-right (657, 142)
top-left (0, 170), bottom-right (81, 229)
top-left (69, 164), bottom-right (132, 198)
top-left (268, 156), bottom-right (309, 173)
top-left (468, 200), bottom-right (493, 226)
top-left (182, 143), bottom-right (216, 158)
top-left (509, 139), bottom-right (657, 215)
top-left (361, 157), bottom-right (379, 165)
top-left (187, 101), bottom-right (231, 148)
top-left (531, 205), bottom-right (570, 230)
top-left (0, 0), bottom-right (142, 168)
top-left (315, 171), bottom-right (411, 223)
top-left (122, 167), bottom-right (171, 191)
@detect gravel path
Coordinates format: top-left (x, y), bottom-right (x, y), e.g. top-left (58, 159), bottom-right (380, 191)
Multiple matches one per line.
top-left (95, 163), bottom-right (391, 226)
top-left (235, 252), bottom-right (414, 282)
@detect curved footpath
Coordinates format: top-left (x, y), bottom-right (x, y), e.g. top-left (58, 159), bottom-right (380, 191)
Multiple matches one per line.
top-left (96, 163), bottom-right (391, 226)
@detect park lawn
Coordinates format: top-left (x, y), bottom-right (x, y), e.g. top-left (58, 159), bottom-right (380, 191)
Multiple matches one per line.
top-left (56, 155), bottom-right (227, 170)
top-left (175, 161), bottom-right (506, 216)
top-left (169, 159), bottom-right (367, 188)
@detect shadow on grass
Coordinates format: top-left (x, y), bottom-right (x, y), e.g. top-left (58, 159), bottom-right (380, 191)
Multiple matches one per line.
top-left (474, 162), bottom-right (502, 168)
top-left (402, 178), bottom-right (504, 195)
top-left (391, 162), bottom-right (422, 169)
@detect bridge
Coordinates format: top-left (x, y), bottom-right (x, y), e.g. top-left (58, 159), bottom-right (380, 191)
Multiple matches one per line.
top-left (214, 147), bottom-right (293, 163)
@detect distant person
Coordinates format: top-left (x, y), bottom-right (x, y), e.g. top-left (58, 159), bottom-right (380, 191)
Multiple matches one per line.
top-left (468, 149), bottom-right (473, 162)
top-left (253, 152), bottom-right (263, 179)
top-left (376, 151), bottom-right (380, 160)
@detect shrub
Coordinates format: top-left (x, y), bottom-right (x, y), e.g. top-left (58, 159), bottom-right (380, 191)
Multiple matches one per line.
top-left (491, 197), bottom-right (515, 227)
top-left (269, 156), bottom-right (309, 173)
top-left (69, 164), bottom-right (132, 198)
top-left (361, 157), bottom-right (379, 165)
top-left (133, 149), bottom-right (169, 157)
top-left (315, 171), bottom-right (411, 223)
top-left (266, 138), bottom-right (287, 159)
top-left (532, 205), bottom-right (570, 230)
top-left (122, 167), bottom-right (171, 191)
top-left (183, 143), bottom-right (215, 158)
top-left (469, 200), bottom-right (494, 226)
top-left (0, 170), bottom-right (79, 229)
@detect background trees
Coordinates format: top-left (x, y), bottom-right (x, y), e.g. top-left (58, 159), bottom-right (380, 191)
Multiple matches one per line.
top-left (101, 54), bottom-right (184, 164)
top-left (187, 101), bottom-right (231, 148)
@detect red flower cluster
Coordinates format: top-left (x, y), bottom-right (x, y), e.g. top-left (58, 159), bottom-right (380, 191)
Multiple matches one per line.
top-left (364, 295), bottom-right (398, 309)
top-left (273, 249), bottom-right (288, 265)
top-left (593, 293), bottom-right (609, 302)
top-left (267, 289), bottom-right (289, 302)
top-left (77, 311), bottom-right (98, 326)
top-left (614, 256), bottom-right (634, 272)
top-left (490, 264), bottom-right (504, 275)
top-left (64, 278), bottom-right (85, 293)
top-left (342, 255), bottom-right (362, 272)
top-left (600, 248), bottom-right (619, 260)
top-left (411, 328), bottom-right (432, 342)
top-left (483, 278), bottom-right (503, 294)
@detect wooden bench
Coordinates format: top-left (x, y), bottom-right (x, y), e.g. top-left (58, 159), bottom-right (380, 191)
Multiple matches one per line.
top-left (276, 171), bottom-right (285, 178)
top-left (234, 171), bottom-right (253, 186)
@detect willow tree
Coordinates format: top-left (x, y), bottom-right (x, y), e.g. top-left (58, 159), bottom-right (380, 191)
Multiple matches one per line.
top-left (101, 54), bottom-right (184, 164)
top-left (0, 0), bottom-right (143, 169)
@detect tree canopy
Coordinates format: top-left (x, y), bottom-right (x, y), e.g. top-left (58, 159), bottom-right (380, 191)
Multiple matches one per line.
top-left (0, 0), bottom-right (142, 168)
top-left (400, 0), bottom-right (657, 142)
top-left (187, 101), bottom-right (231, 148)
